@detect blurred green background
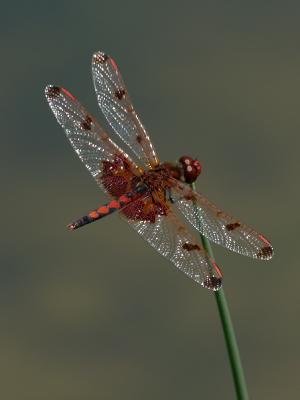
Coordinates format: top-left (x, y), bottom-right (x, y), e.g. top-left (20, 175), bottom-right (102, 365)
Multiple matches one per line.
top-left (1, 1), bottom-right (299, 399)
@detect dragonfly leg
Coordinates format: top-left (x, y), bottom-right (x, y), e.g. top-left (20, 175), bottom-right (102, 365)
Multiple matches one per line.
top-left (166, 187), bottom-right (176, 204)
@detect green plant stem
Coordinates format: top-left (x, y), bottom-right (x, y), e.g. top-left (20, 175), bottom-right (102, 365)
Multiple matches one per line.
top-left (191, 183), bottom-right (249, 400)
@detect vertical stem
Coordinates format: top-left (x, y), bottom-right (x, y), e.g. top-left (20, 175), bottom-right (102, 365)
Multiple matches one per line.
top-left (191, 183), bottom-right (249, 400)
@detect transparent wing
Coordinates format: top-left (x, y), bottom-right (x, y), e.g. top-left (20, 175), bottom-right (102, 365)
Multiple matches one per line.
top-left (92, 51), bottom-right (159, 169)
top-left (169, 180), bottom-right (274, 260)
top-left (45, 85), bottom-right (142, 195)
top-left (120, 196), bottom-right (222, 290)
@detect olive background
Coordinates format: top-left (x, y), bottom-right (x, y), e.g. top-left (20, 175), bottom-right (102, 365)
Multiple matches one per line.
top-left (1, 1), bottom-right (299, 399)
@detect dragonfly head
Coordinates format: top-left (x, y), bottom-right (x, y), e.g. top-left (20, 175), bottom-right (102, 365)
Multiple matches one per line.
top-left (178, 156), bottom-right (202, 183)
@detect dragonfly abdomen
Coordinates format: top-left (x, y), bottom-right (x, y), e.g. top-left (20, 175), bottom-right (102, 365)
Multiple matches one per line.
top-left (68, 193), bottom-right (137, 230)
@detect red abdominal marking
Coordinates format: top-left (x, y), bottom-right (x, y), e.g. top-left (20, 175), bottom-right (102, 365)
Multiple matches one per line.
top-left (119, 195), bottom-right (132, 204)
top-left (89, 211), bottom-right (99, 219)
top-left (109, 200), bottom-right (121, 209)
top-left (97, 206), bottom-right (110, 214)
top-left (68, 192), bottom-right (140, 231)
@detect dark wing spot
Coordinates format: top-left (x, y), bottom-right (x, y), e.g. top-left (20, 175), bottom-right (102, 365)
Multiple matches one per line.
top-left (204, 276), bottom-right (222, 290)
top-left (115, 88), bottom-right (126, 100)
top-left (46, 86), bottom-right (60, 98)
top-left (136, 134), bottom-right (143, 144)
top-left (81, 115), bottom-right (93, 130)
top-left (226, 222), bottom-right (241, 231)
top-left (94, 53), bottom-right (109, 64)
top-left (182, 243), bottom-right (201, 251)
top-left (257, 246), bottom-right (273, 259)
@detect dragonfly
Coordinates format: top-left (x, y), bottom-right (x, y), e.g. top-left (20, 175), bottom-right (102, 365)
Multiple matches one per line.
top-left (45, 51), bottom-right (273, 291)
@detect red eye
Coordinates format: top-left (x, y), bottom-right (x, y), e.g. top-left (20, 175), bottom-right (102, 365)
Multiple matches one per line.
top-left (179, 156), bottom-right (202, 183)
top-left (193, 160), bottom-right (202, 174)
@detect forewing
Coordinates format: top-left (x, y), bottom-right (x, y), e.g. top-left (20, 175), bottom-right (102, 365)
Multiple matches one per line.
top-left (170, 180), bottom-right (274, 260)
top-left (92, 51), bottom-right (159, 169)
top-left (45, 85), bottom-right (141, 195)
top-left (121, 199), bottom-right (222, 291)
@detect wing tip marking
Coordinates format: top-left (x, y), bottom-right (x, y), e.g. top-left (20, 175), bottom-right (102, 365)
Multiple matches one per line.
top-left (45, 85), bottom-right (60, 99)
top-left (203, 276), bottom-right (222, 291)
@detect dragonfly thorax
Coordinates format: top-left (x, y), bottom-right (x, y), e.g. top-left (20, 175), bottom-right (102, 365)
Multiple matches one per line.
top-left (141, 163), bottom-right (180, 193)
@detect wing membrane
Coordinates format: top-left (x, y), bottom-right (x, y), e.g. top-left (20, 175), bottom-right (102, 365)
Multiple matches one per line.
top-left (45, 85), bottom-right (141, 195)
top-left (121, 201), bottom-right (222, 290)
top-left (170, 180), bottom-right (273, 260)
top-left (92, 51), bottom-right (159, 169)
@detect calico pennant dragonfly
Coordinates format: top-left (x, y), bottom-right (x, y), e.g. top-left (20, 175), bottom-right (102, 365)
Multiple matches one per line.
top-left (45, 51), bottom-right (273, 291)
